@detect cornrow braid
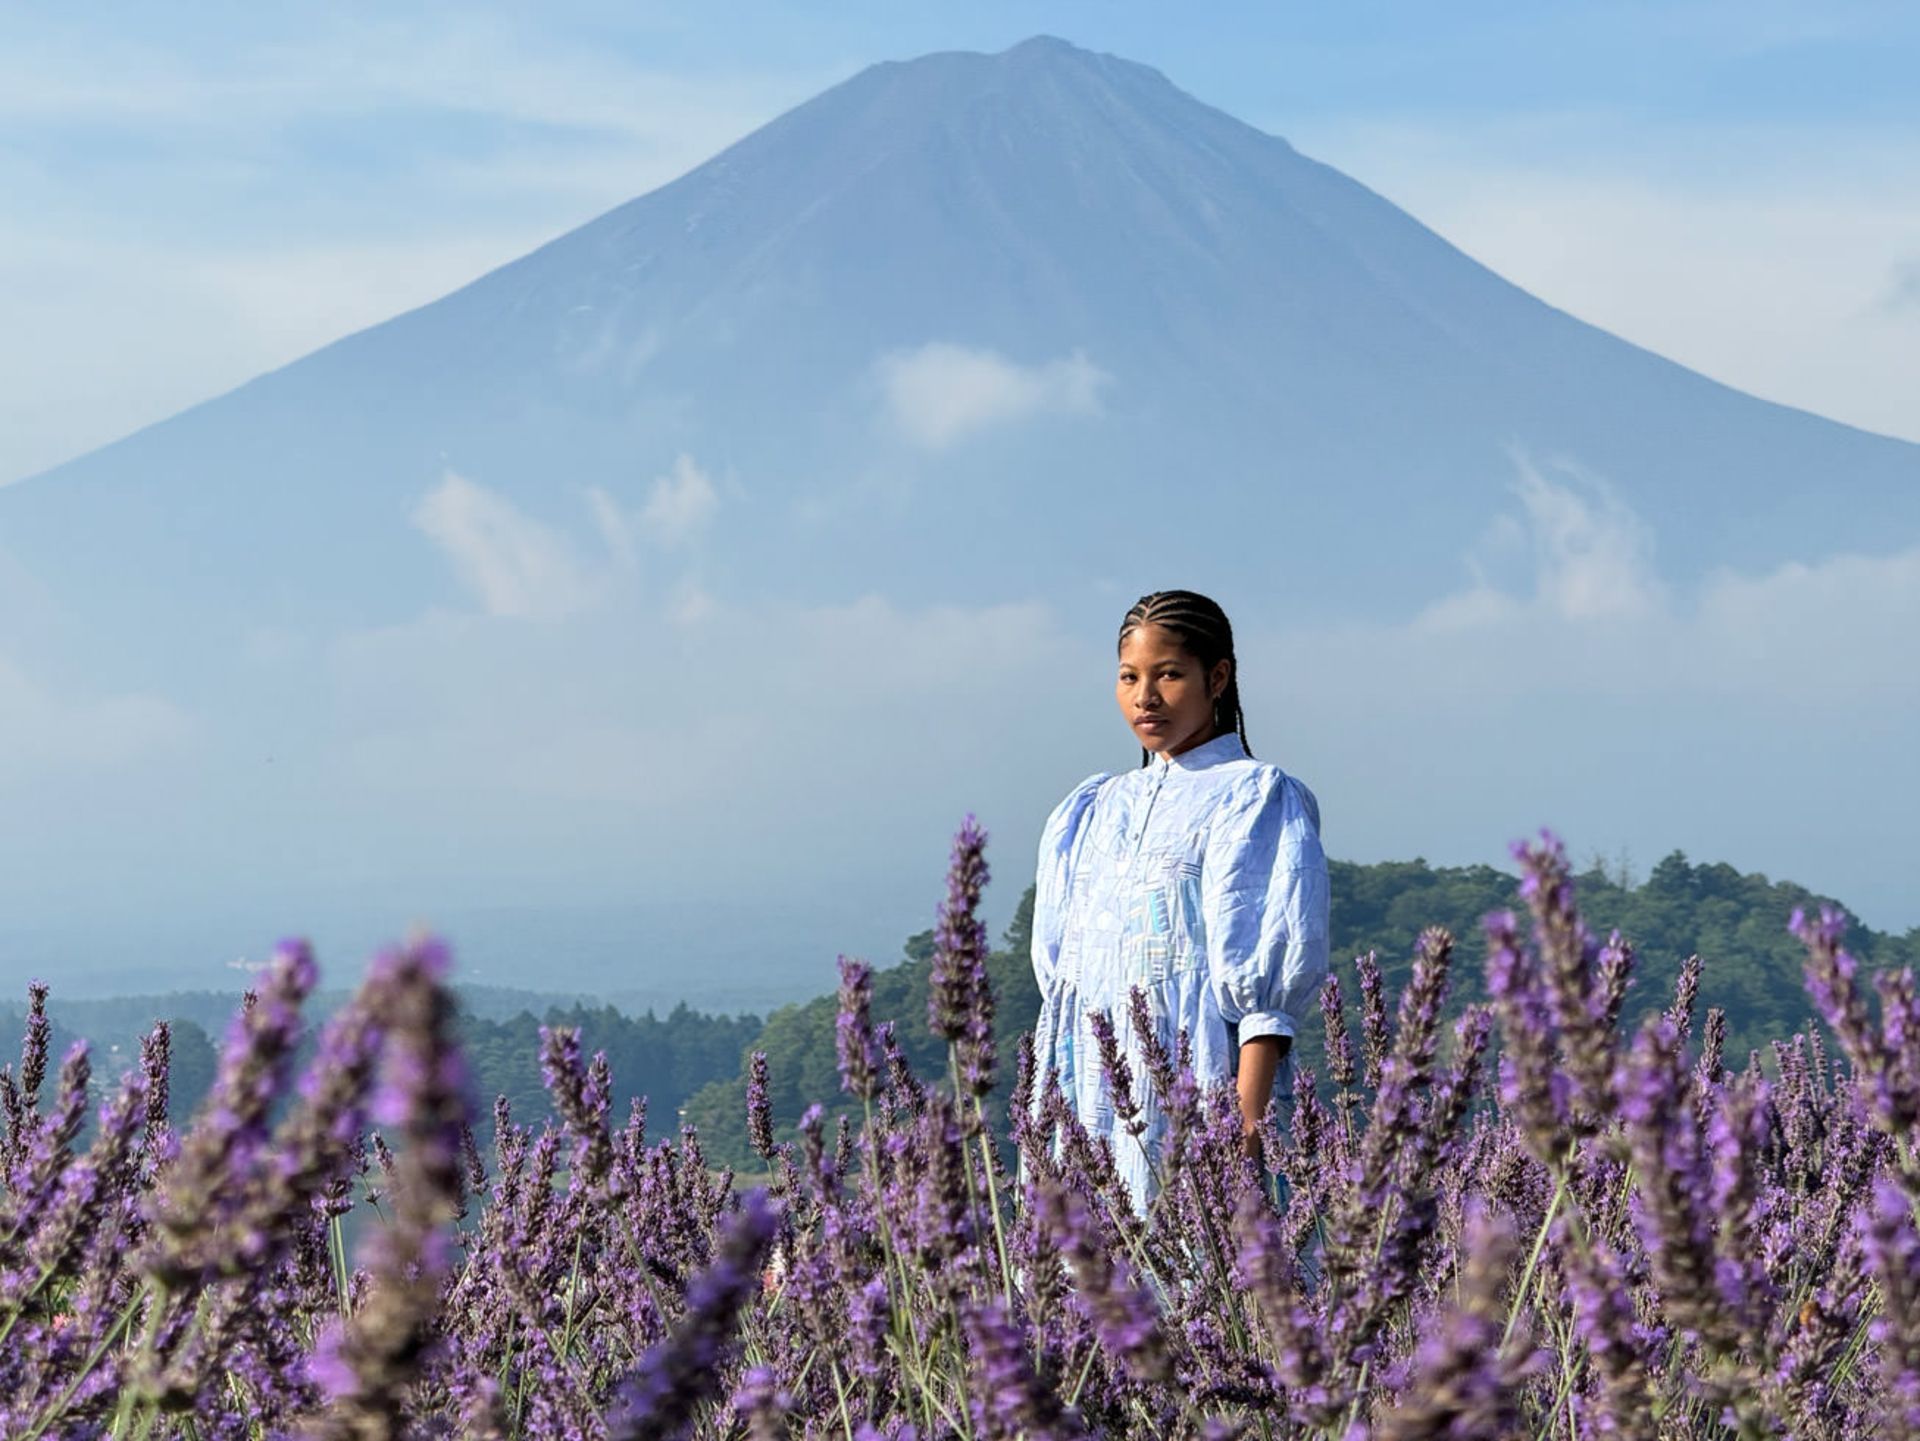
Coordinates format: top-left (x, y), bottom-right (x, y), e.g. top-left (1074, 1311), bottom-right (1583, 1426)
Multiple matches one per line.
top-left (1117, 590), bottom-right (1252, 766)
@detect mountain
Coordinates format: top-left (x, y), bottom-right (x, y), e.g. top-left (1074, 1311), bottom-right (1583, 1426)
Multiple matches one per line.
top-left (8, 38), bottom-right (1917, 653)
top-left (1, 37), bottom-right (1914, 1001)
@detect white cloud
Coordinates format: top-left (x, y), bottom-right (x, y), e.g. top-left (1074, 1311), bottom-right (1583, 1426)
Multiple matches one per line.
top-left (1507, 451), bottom-right (1664, 621)
top-left (1690, 546), bottom-right (1920, 694)
top-left (315, 588), bottom-right (1080, 933)
top-left (583, 454), bottom-right (719, 583)
top-left (1350, 451), bottom-right (1915, 700)
top-left (877, 344), bottom-right (1111, 449)
top-left (639, 454), bottom-right (720, 545)
top-left (1243, 454), bottom-right (1920, 926)
top-left (0, 11), bottom-right (810, 162)
top-left (1419, 452), bottom-right (1664, 630)
top-left (0, 654), bottom-right (192, 783)
top-left (1882, 260), bottom-right (1920, 315)
top-left (670, 585), bottom-right (716, 626)
top-left (413, 471), bottom-right (596, 619)
top-left (585, 486), bottom-right (639, 574)
top-left (1390, 534), bottom-right (1920, 702)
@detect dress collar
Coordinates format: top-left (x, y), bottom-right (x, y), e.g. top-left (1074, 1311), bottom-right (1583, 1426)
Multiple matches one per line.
top-left (1150, 731), bottom-right (1248, 773)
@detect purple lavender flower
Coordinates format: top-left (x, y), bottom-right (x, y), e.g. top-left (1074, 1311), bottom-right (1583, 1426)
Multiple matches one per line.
top-left (139, 1020), bottom-right (172, 1158)
top-left (1797, 905), bottom-right (1920, 1157)
top-left (1859, 1178), bottom-right (1920, 1432)
top-left (1319, 973), bottom-right (1356, 1091)
top-left (1392, 927), bottom-right (1452, 1077)
top-left (1375, 1202), bottom-right (1539, 1439)
top-left (1423, 1006), bottom-right (1491, 1159)
top-left (7, 1061), bottom-right (145, 1317)
top-left (1796, 907), bottom-right (1878, 1058)
top-left (879, 1021), bottom-right (926, 1112)
top-left (7, 825), bottom-right (1910, 1439)
top-left (1620, 1015), bottom-right (1741, 1357)
top-left (963, 1295), bottom-right (1086, 1439)
top-left (836, 957), bottom-right (880, 1101)
top-left (456, 1120), bottom-right (486, 1220)
top-left (1276, 1061), bottom-right (1334, 1205)
top-left (1484, 908), bottom-right (1570, 1160)
top-left (368, 1131), bottom-right (397, 1195)
top-left (1704, 1073), bottom-right (1778, 1339)
top-left (1665, 952), bottom-right (1703, 1040)
top-left (1317, 930), bottom-right (1463, 1364)
top-left (608, 1189), bottom-right (780, 1441)
top-left (731, 1363), bottom-right (793, 1441)
top-left (540, 1024), bottom-right (614, 1191)
top-left (1033, 1180), bottom-right (1171, 1384)
top-left (302, 936), bottom-right (470, 1440)
top-left (144, 939), bottom-right (318, 1287)
top-left (1597, 929), bottom-right (1635, 1034)
top-left (1696, 1005), bottom-right (1728, 1089)
top-left (217, 975), bottom-right (388, 1278)
top-left (0, 1066), bottom-right (20, 1174)
top-left (18, 980), bottom-right (50, 1111)
top-left (838, 1271), bottom-right (891, 1382)
top-left (4, 1041), bottom-right (92, 1238)
top-left (746, 1050), bottom-right (776, 1160)
top-left (1086, 1009), bottom-right (1144, 1139)
top-left (1354, 951), bottom-right (1389, 1087)
top-left (1232, 1189), bottom-right (1341, 1426)
top-left (1510, 833), bottom-right (1623, 1129)
top-left (1126, 985), bottom-right (1178, 1108)
top-left (1560, 1223), bottom-right (1656, 1441)
top-left (929, 815), bottom-right (996, 1095)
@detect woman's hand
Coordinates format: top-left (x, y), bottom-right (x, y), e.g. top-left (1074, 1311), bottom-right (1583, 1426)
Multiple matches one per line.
top-left (1237, 1034), bottom-right (1290, 1160)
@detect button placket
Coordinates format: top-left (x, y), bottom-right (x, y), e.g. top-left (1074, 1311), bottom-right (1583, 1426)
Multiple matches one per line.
top-left (1130, 769), bottom-right (1166, 856)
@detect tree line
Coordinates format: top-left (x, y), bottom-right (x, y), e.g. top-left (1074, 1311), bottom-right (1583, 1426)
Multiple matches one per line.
top-left (0, 987), bottom-right (760, 1145)
top-left (685, 848), bottom-right (1920, 1168)
top-left (6, 849), bottom-right (1912, 1157)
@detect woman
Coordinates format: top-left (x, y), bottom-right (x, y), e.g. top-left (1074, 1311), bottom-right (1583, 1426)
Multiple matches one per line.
top-left (1030, 590), bottom-right (1329, 1210)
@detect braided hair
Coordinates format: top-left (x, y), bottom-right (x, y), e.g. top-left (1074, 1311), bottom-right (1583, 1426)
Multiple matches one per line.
top-left (1117, 590), bottom-right (1252, 766)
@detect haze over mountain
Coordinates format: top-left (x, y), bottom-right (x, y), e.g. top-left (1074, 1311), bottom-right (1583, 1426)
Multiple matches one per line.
top-left (3, 37), bottom-right (1915, 1003)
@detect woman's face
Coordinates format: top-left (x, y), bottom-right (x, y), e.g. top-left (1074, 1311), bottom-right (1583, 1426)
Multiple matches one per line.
top-left (1116, 623), bottom-right (1230, 759)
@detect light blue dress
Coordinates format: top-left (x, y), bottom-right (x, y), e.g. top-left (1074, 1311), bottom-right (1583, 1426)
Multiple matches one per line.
top-left (1030, 731), bottom-right (1329, 1210)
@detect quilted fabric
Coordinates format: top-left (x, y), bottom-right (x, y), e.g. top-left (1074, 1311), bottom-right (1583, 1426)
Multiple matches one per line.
top-left (1030, 731), bottom-right (1329, 1209)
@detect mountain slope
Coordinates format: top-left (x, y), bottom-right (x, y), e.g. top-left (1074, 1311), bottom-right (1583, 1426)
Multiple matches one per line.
top-left (5, 35), bottom-right (1915, 667)
top-left (1, 36), bottom-right (1915, 998)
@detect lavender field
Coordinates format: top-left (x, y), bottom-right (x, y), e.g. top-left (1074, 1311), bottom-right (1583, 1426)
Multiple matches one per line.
top-left (0, 827), bottom-right (1912, 1438)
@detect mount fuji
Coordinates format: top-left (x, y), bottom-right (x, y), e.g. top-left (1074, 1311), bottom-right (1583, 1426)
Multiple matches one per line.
top-left (2, 36), bottom-right (1914, 1003)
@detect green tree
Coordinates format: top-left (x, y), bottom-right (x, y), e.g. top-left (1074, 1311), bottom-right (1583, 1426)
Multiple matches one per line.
top-left (692, 850), bottom-right (1920, 1168)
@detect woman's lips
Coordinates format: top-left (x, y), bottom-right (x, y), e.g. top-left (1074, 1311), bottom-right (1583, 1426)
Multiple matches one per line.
top-left (1133, 715), bottom-right (1167, 731)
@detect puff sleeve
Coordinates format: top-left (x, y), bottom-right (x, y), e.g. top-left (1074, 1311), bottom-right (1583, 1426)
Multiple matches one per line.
top-left (1030, 773), bottom-right (1107, 991)
top-left (1200, 770), bottom-right (1329, 1044)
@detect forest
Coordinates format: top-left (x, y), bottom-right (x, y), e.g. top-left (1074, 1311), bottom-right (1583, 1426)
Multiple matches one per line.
top-left (6, 848), bottom-right (1912, 1158)
top-left (684, 847), bottom-right (1918, 1166)
top-left (0, 985), bottom-right (761, 1145)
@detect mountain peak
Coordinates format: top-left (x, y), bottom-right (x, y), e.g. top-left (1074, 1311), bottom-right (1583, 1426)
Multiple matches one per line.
top-left (1001, 34), bottom-right (1084, 57)
top-left (996, 34), bottom-right (1111, 67)
top-left (987, 34), bottom-right (1169, 89)
top-left (839, 32), bottom-right (1178, 121)
top-left (879, 33), bottom-right (1116, 72)
top-left (15, 30), bottom-right (1916, 623)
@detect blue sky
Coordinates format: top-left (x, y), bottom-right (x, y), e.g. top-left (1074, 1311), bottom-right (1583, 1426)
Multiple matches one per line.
top-left (1, 3), bottom-right (1917, 998)
top-left (3, 1), bottom-right (1917, 484)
